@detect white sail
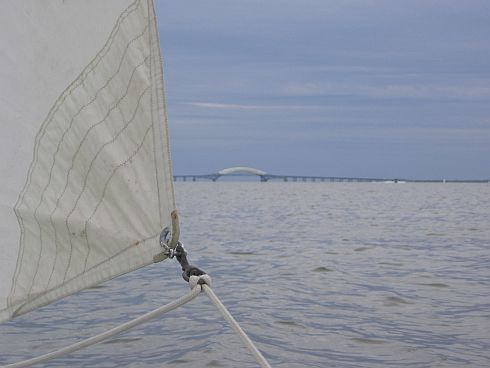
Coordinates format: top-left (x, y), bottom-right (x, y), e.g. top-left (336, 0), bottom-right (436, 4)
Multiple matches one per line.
top-left (0, 0), bottom-right (175, 322)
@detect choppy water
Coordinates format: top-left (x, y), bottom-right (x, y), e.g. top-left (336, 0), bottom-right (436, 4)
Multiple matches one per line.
top-left (1, 183), bottom-right (489, 367)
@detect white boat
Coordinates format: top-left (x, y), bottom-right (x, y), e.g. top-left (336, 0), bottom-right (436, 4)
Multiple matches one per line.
top-left (0, 1), bottom-right (270, 367)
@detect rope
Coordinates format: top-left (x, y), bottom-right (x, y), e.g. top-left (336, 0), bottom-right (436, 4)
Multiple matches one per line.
top-left (1, 285), bottom-right (201, 368)
top-left (2, 276), bottom-right (272, 368)
top-left (198, 280), bottom-right (272, 368)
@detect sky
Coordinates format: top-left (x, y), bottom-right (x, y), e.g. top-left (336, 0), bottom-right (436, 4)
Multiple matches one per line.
top-left (155, 1), bottom-right (490, 180)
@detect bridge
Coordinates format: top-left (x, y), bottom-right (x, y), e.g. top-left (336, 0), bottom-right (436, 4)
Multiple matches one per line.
top-left (174, 167), bottom-right (270, 182)
top-left (173, 167), bottom-right (489, 183)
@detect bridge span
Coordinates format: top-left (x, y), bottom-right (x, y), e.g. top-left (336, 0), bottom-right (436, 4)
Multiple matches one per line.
top-left (173, 166), bottom-right (270, 182)
top-left (173, 167), bottom-right (489, 183)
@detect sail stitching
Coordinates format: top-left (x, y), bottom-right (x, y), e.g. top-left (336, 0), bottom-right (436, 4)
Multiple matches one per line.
top-left (62, 84), bottom-right (151, 280)
top-left (23, 36), bottom-right (149, 298)
top-left (13, 0), bottom-right (141, 214)
top-left (43, 58), bottom-right (151, 289)
top-left (47, 83), bottom-right (151, 289)
top-left (10, 232), bottom-right (159, 318)
top-left (9, 0), bottom-right (147, 305)
top-left (19, 119), bottom-right (154, 306)
top-left (8, 0), bottom-right (143, 306)
top-left (9, 2), bottom-right (143, 300)
top-left (81, 86), bottom-right (152, 273)
top-left (26, 33), bottom-right (150, 296)
top-left (148, 0), bottom-right (163, 227)
top-left (43, 56), bottom-right (150, 288)
top-left (60, 63), bottom-right (150, 282)
top-left (63, 124), bottom-right (155, 283)
top-left (149, 0), bottom-right (176, 214)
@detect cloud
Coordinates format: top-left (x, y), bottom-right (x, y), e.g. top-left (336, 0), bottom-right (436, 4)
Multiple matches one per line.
top-left (283, 82), bottom-right (490, 101)
top-left (188, 102), bottom-right (316, 111)
top-left (158, 0), bottom-right (490, 178)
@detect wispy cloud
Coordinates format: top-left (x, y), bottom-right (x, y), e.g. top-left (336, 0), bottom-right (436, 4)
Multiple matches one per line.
top-left (189, 102), bottom-right (316, 110)
top-left (284, 82), bottom-right (490, 101)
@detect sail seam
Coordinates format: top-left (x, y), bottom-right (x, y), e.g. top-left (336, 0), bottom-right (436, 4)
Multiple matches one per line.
top-left (20, 119), bottom-right (153, 304)
top-left (48, 72), bottom-right (149, 285)
top-left (149, 0), bottom-right (176, 216)
top-left (58, 60), bottom-right (150, 284)
top-left (13, 122), bottom-right (155, 309)
top-left (8, 0), bottom-right (145, 306)
top-left (44, 84), bottom-right (152, 289)
top-left (80, 86), bottom-right (151, 273)
top-left (12, 0), bottom-right (141, 216)
top-left (148, 0), bottom-right (163, 227)
top-left (45, 64), bottom-right (151, 289)
top-left (9, 0), bottom-right (142, 304)
top-left (62, 123), bottom-right (154, 283)
top-left (26, 39), bottom-right (150, 297)
top-left (10, 232), bottom-right (160, 319)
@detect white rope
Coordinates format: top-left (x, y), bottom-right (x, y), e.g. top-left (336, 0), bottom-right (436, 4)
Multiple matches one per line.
top-left (1, 285), bottom-right (201, 368)
top-left (2, 276), bottom-right (272, 368)
top-left (196, 279), bottom-right (272, 368)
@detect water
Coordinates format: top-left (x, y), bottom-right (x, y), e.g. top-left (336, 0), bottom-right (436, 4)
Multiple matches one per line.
top-left (1, 183), bottom-right (489, 367)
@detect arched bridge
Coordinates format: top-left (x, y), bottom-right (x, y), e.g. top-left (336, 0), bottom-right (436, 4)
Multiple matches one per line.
top-left (217, 167), bottom-right (268, 181)
top-left (173, 168), bottom-right (490, 183)
top-left (174, 167), bottom-right (270, 182)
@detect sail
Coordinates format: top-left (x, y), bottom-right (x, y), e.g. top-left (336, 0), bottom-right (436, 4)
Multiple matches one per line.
top-left (0, 0), bottom-right (175, 322)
